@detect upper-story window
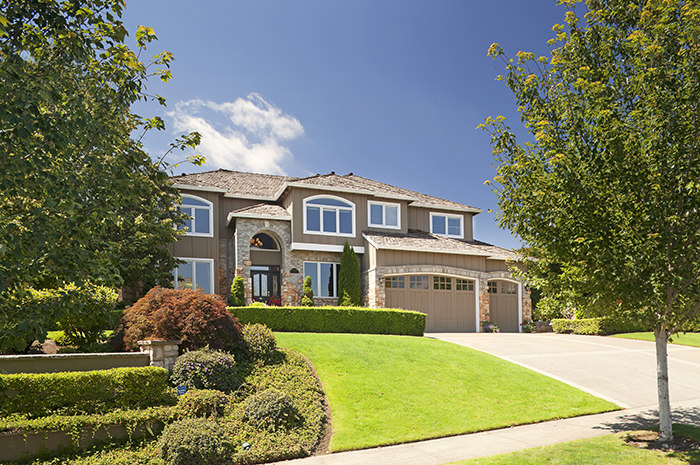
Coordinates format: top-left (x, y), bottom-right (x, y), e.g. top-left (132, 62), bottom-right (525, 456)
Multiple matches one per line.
top-left (303, 195), bottom-right (355, 237)
top-left (430, 212), bottom-right (463, 239)
top-left (368, 201), bottom-right (400, 229)
top-left (180, 194), bottom-right (213, 237)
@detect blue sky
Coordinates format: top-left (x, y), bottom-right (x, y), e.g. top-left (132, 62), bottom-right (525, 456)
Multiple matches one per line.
top-left (121, 1), bottom-right (569, 250)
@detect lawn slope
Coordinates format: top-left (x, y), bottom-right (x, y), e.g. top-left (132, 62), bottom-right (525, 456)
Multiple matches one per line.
top-left (276, 333), bottom-right (618, 452)
top-left (613, 332), bottom-right (700, 348)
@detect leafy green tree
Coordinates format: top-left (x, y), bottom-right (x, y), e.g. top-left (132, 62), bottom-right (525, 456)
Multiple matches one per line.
top-left (0, 1), bottom-right (200, 352)
top-left (301, 276), bottom-right (314, 307)
top-left (481, 0), bottom-right (700, 441)
top-left (337, 241), bottom-right (362, 306)
top-left (228, 275), bottom-right (246, 307)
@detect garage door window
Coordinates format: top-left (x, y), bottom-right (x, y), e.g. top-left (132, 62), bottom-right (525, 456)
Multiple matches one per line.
top-left (456, 279), bottom-right (474, 291)
top-left (487, 282), bottom-right (498, 293)
top-left (386, 276), bottom-right (405, 288)
top-left (433, 276), bottom-right (452, 290)
top-left (502, 282), bottom-right (518, 294)
top-left (410, 275), bottom-right (429, 289)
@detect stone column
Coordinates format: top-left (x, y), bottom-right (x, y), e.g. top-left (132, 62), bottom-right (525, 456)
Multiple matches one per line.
top-left (138, 339), bottom-right (181, 372)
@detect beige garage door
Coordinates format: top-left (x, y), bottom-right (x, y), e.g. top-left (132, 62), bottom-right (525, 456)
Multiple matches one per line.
top-left (487, 280), bottom-right (520, 332)
top-left (385, 275), bottom-right (476, 332)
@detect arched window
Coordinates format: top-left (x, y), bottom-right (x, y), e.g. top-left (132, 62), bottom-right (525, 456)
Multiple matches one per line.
top-left (180, 194), bottom-right (213, 237)
top-left (250, 232), bottom-right (280, 250)
top-left (303, 195), bottom-right (355, 237)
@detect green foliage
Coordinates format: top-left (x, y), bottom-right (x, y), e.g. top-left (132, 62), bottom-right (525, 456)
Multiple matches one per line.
top-left (158, 418), bottom-right (233, 465)
top-left (250, 301), bottom-right (267, 308)
top-left (170, 347), bottom-right (240, 393)
top-left (0, 0), bottom-right (201, 353)
top-left (301, 275), bottom-right (315, 307)
top-left (337, 241), bottom-right (363, 307)
top-left (552, 317), bottom-right (647, 336)
top-left (231, 306), bottom-right (426, 336)
top-left (0, 367), bottom-right (176, 417)
top-left (227, 275), bottom-right (245, 307)
top-left (243, 388), bottom-right (298, 431)
top-left (55, 284), bottom-right (119, 348)
top-left (177, 389), bottom-right (230, 419)
top-left (241, 323), bottom-right (278, 360)
top-left (120, 287), bottom-right (242, 352)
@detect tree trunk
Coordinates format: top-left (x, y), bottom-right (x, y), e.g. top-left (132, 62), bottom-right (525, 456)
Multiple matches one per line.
top-left (654, 325), bottom-right (672, 442)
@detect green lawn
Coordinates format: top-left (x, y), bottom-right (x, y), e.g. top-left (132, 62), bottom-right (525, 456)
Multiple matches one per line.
top-left (275, 333), bottom-right (619, 452)
top-left (613, 332), bottom-right (700, 348)
top-left (450, 425), bottom-right (700, 464)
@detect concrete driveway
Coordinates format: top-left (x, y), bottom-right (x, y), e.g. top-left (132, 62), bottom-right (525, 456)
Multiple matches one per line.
top-left (427, 332), bottom-right (700, 410)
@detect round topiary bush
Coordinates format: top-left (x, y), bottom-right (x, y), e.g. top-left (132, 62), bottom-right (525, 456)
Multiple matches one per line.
top-left (177, 389), bottom-right (230, 419)
top-left (120, 286), bottom-right (242, 352)
top-left (241, 323), bottom-right (277, 360)
top-left (243, 388), bottom-right (298, 431)
top-left (171, 347), bottom-right (239, 393)
top-left (158, 418), bottom-right (232, 465)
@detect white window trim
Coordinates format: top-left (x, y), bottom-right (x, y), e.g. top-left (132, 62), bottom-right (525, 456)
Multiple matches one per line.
top-left (430, 212), bottom-right (464, 239)
top-left (173, 258), bottom-right (214, 294)
top-left (303, 261), bottom-right (341, 298)
top-left (368, 201), bottom-right (401, 230)
top-left (180, 194), bottom-right (214, 238)
top-left (303, 194), bottom-right (356, 238)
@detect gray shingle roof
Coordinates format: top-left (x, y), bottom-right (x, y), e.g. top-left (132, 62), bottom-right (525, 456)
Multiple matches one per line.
top-left (362, 229), bottom-right (519, 260)
top-left (170, 169), bottom-right (481, 212)
top-left (228, 203), bottom-right (291, 220)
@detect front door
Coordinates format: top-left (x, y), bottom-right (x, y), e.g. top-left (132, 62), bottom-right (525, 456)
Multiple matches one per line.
top-left (251, 266), bottom-right (280, 303)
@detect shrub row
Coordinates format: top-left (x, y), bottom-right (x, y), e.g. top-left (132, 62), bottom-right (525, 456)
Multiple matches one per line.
top-left (0, 366), bottom-right (177, 417)
top-left (229, 306), bottom-right (426, 336)
top-left (552, 317), bottom-right (647, 335)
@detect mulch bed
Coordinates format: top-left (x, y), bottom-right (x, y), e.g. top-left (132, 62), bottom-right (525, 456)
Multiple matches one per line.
top-left (626, 431), bottom-right (700, 453)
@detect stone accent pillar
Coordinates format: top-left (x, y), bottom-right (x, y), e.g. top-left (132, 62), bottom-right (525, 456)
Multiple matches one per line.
top-left (479, 280), bottom-right (490, 323)
top-left (521, 286), bottom-right (532, 321)
top-left (138, 340), bottom-right (181, 372)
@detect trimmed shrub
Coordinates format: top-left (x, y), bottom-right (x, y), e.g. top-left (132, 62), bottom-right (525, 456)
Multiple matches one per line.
top-left (170, 347), bottom-right (239, 393)
top-left (301, 275), bottom-right (314, 307)
top-left (55, 283), bottom-right (119, 348)
top-left (177, 389), bottom-right (230, 419)
top-left (241, 323), bottom-right (277, 360)
top-left (227, 275), bottom-right (245, 307)
top-left (158, 418), bottom-right (232, 465)
top-left (230, 306), bottom-right (426, 336)
top-left (337, 241), bottom-right (362, 307)
top-left (243, 388), bottom-right (298, 431)
top-left (0, 366), bottom-right (176, 417)
top-left (552, 317), bottom-right (647, 335)
top-left (121, 287), bottom-right (242, 352)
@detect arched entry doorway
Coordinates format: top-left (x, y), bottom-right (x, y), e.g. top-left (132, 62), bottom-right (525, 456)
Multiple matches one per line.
top-left (487, 280), bottom-right (520, 332)
top-left (250, 232), bottom-right (282, 303)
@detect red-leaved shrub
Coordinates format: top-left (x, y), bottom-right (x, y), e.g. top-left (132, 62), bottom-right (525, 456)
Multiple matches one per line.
top-left (121, 287), bottom-right (242, 352)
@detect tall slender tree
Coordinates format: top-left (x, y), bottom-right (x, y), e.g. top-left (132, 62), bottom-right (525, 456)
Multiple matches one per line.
top-left (338, 241), bottom-right (362, 307)
top-left (481, 0), bottom-right (700, 441)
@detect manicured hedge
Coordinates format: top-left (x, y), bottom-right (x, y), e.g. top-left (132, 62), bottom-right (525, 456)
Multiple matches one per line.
top-left (229, 306), bottom-right (426, 336)
top-left (552, 317), bottom-right (647, 336)
top-left (0, 366), bottom-right (177, 417)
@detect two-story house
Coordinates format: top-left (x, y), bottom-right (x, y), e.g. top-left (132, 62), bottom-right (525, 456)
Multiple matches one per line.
top-left (169, 169), bottom-right (530, 332)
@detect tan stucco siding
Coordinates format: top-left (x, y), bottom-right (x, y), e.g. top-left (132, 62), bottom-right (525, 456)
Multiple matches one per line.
top-left (485, 259), bottom-right (510, 272)
top-left (376, 249), bottom-right (486, 271)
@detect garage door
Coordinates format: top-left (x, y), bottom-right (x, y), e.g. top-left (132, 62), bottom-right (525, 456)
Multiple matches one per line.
top-left (385, 275), bottom-right (476, 332)
top-left (487, 280), bottom-right (519, 332)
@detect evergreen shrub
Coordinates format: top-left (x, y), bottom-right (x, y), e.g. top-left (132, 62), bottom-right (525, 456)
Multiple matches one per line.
top-left (158, 418), bottom-right (232, 465)
top-left (301, 275), bottom-right (314, 306)
top-left (170, 347), bottom-right (239, 393)
top-left (177, 389), bottom-right (230, 419)
top-left (241, 323), bottom-right (277, 360)
top-left (227, 275), bottom-right (245, 307)
top-left (243, 388), bottom-right (298, 431)
top-left (337, 241), bottom-right (362, 306)
top-left (121, 287), bottom-right (242, 352)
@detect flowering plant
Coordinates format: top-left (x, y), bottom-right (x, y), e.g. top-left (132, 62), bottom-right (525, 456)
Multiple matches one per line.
top-left (521, 319), bottom-right (536, 333)
top-left (267, 295), bottom-right (282, 307)
top-left (482, 320), bottom-right (500, 333)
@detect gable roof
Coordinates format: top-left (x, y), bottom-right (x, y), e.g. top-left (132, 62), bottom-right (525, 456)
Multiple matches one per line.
top-left (171, 169), bottom-right (481, 213)
top-left (226, 203), bottom-right (291, 224)
top-left (362, 229), bottom-right (519, 261)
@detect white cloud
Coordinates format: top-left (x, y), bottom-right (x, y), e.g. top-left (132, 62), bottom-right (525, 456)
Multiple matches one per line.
top-left (168, 93), bottom-right (304, 175)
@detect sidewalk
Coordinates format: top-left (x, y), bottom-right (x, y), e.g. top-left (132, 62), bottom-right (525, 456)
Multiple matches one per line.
top-left (272, 400), bottom-right (700, 465)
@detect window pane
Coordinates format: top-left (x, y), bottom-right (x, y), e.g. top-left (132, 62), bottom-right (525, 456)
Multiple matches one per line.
top-left (307, 206), bottom-right (320, 231)
top-left (253, 273), bottom-right (260, 296)
top-left (194, 208), bottom-right (210, 234)
top-left (385, 206), bottom-right (398, 227)
top-left (339, 209), bottom-right (352, 234)
top-left (176, 261), bottom-right (193, 290)
top-left (323, 209), bottom-right (337, 233)
top-left (320, 263), bottom-right (333, 297)
top-left (307, 198), bottom-right (352, 207)
top-left (195, 261), bottom-right (211, 293)
top-left (335, 264), bottom-right (340, 297)
top-left (370, 204), bottom-right (383, 225)
top-left (304, 263), bottom-right (317, 292)
top-left (432, 215), bottom-right (446, 235)
top-left (261, 274), bottom-right (269, 297)
top-left (448, 217), bottom-right (461, 236)
top-left (181, 206), bottom-right (193, 232)
top-left (182, 197), bottom-right (209, 207)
